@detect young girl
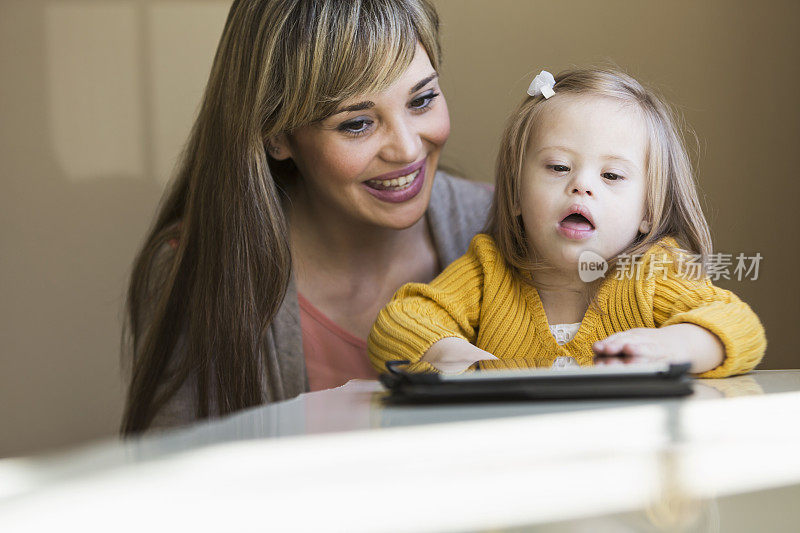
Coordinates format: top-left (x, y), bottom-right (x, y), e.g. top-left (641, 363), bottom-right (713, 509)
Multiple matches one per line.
top-left (368, 67), bottom-right (766, 377)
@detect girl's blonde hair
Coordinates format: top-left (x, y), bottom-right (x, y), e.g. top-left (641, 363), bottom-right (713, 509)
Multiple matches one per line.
top-left (122, 0), bottom-right (442, 434)
top-left (485, 67), bottom-right (712, 298)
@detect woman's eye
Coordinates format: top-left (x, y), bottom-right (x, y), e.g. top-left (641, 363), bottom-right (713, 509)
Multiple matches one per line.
top-left (409, 91), bottom-right (439, 111)
top-left (548, 164), bottom-right (570, 173)
top-left (602, 172), bottom-right (623, 181)
top-left (338, 119), bottom-right (373, 137)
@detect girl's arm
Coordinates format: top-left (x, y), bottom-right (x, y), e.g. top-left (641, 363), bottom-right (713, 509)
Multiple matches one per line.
top-left (594, 249), bottom-right (766, 377)
top-left (368, 234), bottom-right (499, 374)
top-left (593, 323), bottom-right (724, 374)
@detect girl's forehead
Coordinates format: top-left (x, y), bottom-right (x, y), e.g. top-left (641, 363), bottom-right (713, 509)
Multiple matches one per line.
top-left (529, 94), bottom-right (649, 160)
top-left (537, 94), bottom-right (643, 128)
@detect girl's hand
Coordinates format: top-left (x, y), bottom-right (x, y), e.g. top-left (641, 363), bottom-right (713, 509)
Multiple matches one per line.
top-left (592, 324), bottom-right (724, 374)
top-left (421, 337), bottom-right (498, 374)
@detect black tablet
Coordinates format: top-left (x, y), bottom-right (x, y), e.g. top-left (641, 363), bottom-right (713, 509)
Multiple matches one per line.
top-left (379, 360), bottom-right (693, 403)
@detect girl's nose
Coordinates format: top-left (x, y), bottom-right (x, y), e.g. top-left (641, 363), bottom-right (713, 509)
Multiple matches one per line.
top-left (569, 171), bottom-right (594, 197)
top-left (380, 119), bottom-right (422, 163)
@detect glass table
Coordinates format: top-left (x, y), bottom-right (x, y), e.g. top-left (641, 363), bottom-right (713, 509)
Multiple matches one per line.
top-left (1, 370), bottom-right (799, 532)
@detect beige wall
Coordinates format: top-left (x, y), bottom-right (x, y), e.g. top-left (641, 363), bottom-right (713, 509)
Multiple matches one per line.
top-left (1, 0), bottom-right (798, 457)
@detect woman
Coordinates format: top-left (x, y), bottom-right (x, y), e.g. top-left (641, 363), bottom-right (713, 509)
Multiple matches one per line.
top-left (122, 0), bottom-right (491, 434)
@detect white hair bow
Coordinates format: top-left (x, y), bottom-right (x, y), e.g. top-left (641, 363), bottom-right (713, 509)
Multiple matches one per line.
top-left (527, 70), bottom-right (556, 99)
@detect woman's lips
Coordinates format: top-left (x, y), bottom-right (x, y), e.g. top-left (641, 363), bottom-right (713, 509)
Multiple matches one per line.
top-left (362, 158), bottom-right (427, 204)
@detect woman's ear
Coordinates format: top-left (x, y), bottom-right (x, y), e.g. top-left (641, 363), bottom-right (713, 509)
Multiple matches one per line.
top-left (266, 133), bottom-right (291, 161)
top-left (639, 220), bottom-right (651, 234)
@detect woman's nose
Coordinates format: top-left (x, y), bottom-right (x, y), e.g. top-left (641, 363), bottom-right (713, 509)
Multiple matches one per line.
top-left (380, 119), bottom-right (421, 163)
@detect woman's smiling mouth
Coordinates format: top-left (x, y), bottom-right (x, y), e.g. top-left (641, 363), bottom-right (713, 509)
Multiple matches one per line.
top-left (365, 169), bottom-right (421, 191)
top-left (362, 158), bottom-right (427, 203)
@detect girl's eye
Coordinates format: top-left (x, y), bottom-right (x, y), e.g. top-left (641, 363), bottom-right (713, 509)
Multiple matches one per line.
top-left (409, 91), bottom-right (440, 111)
top-left (338, 118), bottom-right (373, 137)
top-left (602, 172), bottom-right (624, 181)
top-left (548, 164), bottom-right (570, 173)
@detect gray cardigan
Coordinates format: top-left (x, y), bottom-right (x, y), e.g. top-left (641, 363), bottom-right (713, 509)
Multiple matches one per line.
top-left (146, 172), bottom-right (492, 430)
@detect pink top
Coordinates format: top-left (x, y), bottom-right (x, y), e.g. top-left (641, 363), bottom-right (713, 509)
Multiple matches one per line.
top-left (298, 293), bottom-right (378, 391)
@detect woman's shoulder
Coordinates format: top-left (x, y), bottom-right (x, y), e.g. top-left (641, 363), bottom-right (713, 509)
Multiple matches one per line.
top-left (428, 170), bottom-right (494, 267)
top-left (431, 170), bottom-right (494, 211)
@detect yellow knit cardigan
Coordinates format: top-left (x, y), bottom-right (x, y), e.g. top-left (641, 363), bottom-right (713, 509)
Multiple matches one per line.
top-left (368, 234), bottom-right (766, 378)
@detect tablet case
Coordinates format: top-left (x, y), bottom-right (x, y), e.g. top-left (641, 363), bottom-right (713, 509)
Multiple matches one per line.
top-left (380, 360), bottom-right (693, 403)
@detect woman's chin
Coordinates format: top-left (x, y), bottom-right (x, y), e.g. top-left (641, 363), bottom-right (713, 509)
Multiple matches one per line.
top-left (362, 180), bottom-right (434, 230)
top-left (371, 202), bottom-right (429, 230)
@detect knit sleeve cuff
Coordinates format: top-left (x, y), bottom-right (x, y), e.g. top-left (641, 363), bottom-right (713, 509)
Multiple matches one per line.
top-left (368, 304), bottom-right (471, 373)
top-left (660, 301), bottom-right (766, 378)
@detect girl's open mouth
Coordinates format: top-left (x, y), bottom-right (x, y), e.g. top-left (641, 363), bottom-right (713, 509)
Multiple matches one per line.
top-left (560, 213), bottom-right (594, 231)
top-left (558, 213), bottom-right (595, 240)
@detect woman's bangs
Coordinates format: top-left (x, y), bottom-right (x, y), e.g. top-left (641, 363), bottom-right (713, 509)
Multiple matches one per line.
top-left (312, 3), bottom-right (436, 121)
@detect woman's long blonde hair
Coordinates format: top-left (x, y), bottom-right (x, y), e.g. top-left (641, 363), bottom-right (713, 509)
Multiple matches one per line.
top-left (486, 67), bottom-right (712, 299)
top-left (122, 0), bottom-right (442, 434)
